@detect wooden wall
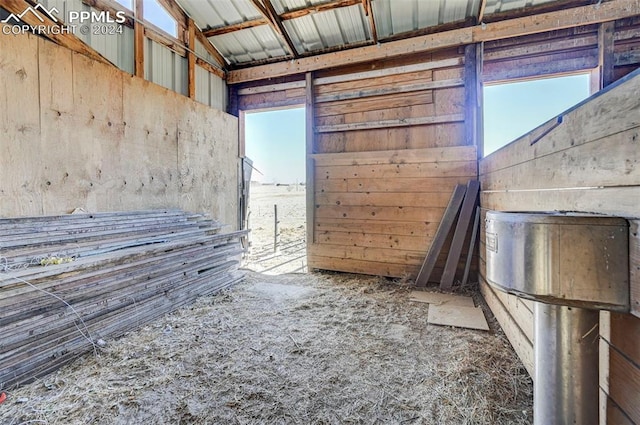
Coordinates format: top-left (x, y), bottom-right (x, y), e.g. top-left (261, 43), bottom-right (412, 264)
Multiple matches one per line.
top-left (0, 33), bottom-right (238, 228)
top-left (479, 68), bottom-right (640, 425)
top-left (483, 17), bottom-right (640, 84)
top-left (306, 51), bottom-right (477, 278)
top-left (233, 50), bottom-right (478, 279)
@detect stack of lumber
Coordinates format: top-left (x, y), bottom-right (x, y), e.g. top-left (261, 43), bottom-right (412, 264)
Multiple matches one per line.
top-left (0, 210), bottom-right (246, 389)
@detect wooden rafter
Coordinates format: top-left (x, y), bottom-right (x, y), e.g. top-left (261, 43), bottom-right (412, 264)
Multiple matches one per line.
top-left (194, 30), bottom-right (228, 70)
top-left (362, 0), bottom-right (378, 43)
top-left (203, 0), bottom-right (361, 38)
top-left (1, 0), bottom-right (113, 65)
top-left (477, 0), bottom-right (487, 23)
top-left (228, 0), bottom-right (640, 83)
top-left (203, 18), bottom-right (269, 37)
top-left (282, 0), bottom-right (361, 19)
top-left (250, 0), bottom-right (298, 57)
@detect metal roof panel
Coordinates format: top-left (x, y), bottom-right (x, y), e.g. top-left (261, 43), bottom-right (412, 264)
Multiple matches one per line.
top-left (209, 25), bottom-right (289, 65)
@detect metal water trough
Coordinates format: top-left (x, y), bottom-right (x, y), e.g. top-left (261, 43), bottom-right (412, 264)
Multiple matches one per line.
top-left (485, 211), bottom-right (629, 425)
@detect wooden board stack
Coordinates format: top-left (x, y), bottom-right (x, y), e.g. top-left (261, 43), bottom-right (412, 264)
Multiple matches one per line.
top-left (0, 210), bottom-right (246, 389)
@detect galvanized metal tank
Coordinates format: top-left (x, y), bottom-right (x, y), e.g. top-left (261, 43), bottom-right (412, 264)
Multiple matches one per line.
top-left (485, 211), bottom-right (629, 311)
top-left (484, 211), bottom-right (629, 425)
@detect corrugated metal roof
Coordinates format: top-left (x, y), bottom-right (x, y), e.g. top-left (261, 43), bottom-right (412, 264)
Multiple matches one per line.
top-left (173, 0), bottom-right (581, 67)
top-left (179, 0), bottom-right (262, 30)
top-left (284, 4), bottom-right (369, 54)
top-left (210, 26), bottom-right (289, 65)
top-left (374, 0), bottom-right (481, 39)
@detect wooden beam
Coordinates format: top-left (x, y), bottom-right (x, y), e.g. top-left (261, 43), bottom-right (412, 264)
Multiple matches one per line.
top-left (464, 44), bottom-right (479, 149)
top-left (305, 72), bottom-right (315, 248)
top-left (1, 0), bottom-right (113, 66)
top-left (228, 0), bottom-right (640, 84)
top-left (250, 0), bottom-right (298, 57)
top-left (315, 114), bottom-right (465, 133)
top-left (599, 21), bottom-right (616, 88)
top-left (194, 29), bottom-right (227, 69)
top-left (315, 78), bottom-right (464, 103)
top-left (363, 0), bottom-right (378, 43)
top-left (188, 18), bottom-right (196, 99)
top-left (282, 0), bottom-right (361, 20)
top-left (203, 18), bottom-right (269, 37)
top-left (314, 57), bottom-right (463, 85)
top-left (134, 0), bottom-right (144, 78)
top-left (144, 25), bottom-right (186, 56)
top-left (237, 80), bottom-right (305, 95)
top-left (477, 0), bottom-right (488, 23)
top-left (195, 58), bottom-right (225, 79)
top-left (203, 0), bottom-right (360, 37)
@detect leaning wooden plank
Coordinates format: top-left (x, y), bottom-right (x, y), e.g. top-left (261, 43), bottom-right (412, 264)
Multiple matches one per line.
top-left (461, 207), bottom-right (481, 288)
top-left (415, 184), bottom-right (467, 287)
top-left (440, 180), bottom-right (480, 291)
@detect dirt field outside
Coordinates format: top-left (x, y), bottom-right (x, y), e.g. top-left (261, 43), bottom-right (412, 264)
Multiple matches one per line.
top-left (244, 183), bottom-right (307, 275)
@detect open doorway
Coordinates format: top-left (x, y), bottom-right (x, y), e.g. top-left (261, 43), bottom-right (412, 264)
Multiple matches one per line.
top-left (242, 106), bottom-right (307, 274)
top-left (483, 73), bottom-right (592, 156)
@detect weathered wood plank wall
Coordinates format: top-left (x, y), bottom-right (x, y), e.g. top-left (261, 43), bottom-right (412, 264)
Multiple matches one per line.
top-left (304, 51), bottom-right (475, 278)
top-left (234, 50), bottom-right (477, 279)
top-left (479, 68), bottom-right (640, 424)
top-left (0, 33), bottom-right (239, 227)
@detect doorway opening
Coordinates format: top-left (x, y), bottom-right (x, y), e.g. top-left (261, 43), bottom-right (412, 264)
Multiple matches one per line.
top-left (242, 106), bottom-right (307, 275)
top-left (483, 73), bottom-right (592, 156)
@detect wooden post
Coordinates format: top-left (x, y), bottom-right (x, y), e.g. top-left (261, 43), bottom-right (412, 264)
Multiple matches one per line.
top-left (464, 43), bottom-right (483, 159)
top-left (187, 18), bottom-right (196, 99)
top-left (274, 204), bottom-right (280, 253)
top-left (134, 0), bottom-right (144, 78)
top-left (598, 21), bottom-right (616, 89)
top-left (305, 72), bottom-right (315, 249)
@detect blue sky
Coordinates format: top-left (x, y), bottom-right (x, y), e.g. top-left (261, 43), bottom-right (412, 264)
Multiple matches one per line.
top-left (245, 108), bottom-right (306, 184)
top-left (245, 73), bottom-right (592, 183)
top-left (116, 0), bottom-right (177, 36)
top-left (483, 73), bottom-right (591, 155)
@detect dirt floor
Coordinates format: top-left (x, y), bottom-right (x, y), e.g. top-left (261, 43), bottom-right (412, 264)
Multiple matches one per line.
top-left (0, 271), bottom-right (533, 424)
top-left (0, 184), bottom-right (534, 424)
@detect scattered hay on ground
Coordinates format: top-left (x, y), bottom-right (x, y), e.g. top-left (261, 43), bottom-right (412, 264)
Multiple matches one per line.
top-left (1, 271), bottom-right (532, 424)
